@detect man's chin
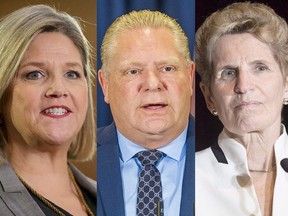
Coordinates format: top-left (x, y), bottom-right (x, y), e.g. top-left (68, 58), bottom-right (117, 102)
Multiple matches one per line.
top-left (140, 120), bottom-right (171, 135)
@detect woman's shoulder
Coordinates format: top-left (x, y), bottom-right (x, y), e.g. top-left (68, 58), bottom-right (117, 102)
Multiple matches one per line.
top-left (69, 163), bottom-right (96, 195)
top-left (196, 146), bottom-right (214, 160)
top-left (196, 145), bottom-right (223, 169)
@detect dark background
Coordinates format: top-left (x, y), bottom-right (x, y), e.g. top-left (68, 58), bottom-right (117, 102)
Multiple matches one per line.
top-left (195, 0), bottom-right (288, 151)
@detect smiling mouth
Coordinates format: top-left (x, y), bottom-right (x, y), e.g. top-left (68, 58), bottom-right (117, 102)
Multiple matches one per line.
top-left (42, 107), bottom-right (70, 116)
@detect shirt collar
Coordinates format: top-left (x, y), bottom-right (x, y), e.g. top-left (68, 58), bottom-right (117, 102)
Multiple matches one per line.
top-left (118, 124), bottom-right (188, 163)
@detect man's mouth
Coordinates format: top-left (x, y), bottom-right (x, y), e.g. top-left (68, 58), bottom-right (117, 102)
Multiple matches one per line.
top-left (141, 103), bottom-right (168, 109)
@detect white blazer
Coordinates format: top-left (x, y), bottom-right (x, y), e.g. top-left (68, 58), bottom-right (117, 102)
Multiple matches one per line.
top-left (196, 126), bottom-right (288, 216)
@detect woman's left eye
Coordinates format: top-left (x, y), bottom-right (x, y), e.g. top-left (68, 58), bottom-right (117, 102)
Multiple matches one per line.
top-left (65, 71), bottom-right (80, 79)
top-left (256, 65), bottom-right (268, 72)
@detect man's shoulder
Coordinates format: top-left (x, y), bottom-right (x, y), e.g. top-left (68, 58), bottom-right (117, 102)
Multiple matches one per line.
top-left (97, 122), bottom-right (116, 136)
top-left (188, 115), bottom-right (195, 130)
top-left (97, 122), bottom-right (118, 146)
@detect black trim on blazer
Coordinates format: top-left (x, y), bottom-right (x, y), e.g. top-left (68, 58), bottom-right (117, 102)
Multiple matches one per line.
top-left (211, 144), bottom-right (228, 164)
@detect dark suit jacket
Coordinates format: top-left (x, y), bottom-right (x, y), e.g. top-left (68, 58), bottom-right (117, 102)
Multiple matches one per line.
top-left (97, 115), bottom-right (195, 216)
top-left (0, 151), bottom-right (96, 216)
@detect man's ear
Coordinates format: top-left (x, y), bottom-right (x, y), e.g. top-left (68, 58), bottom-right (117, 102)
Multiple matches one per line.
top-left (188, 60), bottom-right (195, 96)
top-left (199, 81), bottom-right (215, 112)
top-left (98, 69), bottom-right (110, 104)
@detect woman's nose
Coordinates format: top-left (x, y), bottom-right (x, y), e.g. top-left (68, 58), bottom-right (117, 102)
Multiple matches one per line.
top-left (234, 70), bottom-right (254, 94)
top-left (45, 76), bottom-right (68, 98)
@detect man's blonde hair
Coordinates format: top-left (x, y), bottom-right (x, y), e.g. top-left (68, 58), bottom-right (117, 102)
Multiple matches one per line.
top-left (100, 10), bottom-right (191, 77)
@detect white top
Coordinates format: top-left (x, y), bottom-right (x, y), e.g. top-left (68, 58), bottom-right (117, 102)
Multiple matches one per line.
top-left (196, 126), bottom-right (288, 216)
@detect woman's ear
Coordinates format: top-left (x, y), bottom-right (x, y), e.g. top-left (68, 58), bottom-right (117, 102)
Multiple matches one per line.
top-left (199, 81), bottom-right (216, 112)
top-left (285, 76), bottom-right (288, 95)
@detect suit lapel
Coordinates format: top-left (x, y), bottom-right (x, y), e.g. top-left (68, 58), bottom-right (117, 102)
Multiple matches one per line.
top-left (97, 116), bottom-right (195, 216)
top-left (0, 160), bottom-right (45, 216)
top-left (69, 164), bottom-right (97, 197)
top-left (180, 116), bottom-right (195, 216)
top-left (97, 123), bottom-right (125, 216)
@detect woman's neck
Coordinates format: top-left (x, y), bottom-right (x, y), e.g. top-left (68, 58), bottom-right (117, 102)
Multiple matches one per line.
top-left (4, 141), bottom-right (69, 178)
top-left (225, 125), bottom-right (281, 172)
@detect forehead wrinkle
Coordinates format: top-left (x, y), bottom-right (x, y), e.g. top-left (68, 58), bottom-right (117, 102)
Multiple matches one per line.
top-left (119, 56), bottom-right (181, 67)
top-left (20, 61), bottom-right (83, 69)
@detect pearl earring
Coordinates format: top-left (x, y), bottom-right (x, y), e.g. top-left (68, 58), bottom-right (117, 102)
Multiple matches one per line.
top-left (211, 109), bottom-right (218, 116)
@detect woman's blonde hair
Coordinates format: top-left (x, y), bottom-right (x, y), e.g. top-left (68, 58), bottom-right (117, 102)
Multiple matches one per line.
top-left (0, 5), bottom-right (95, 161)
top-left (100, 10), bottom-right (191, 77)
top-left (196, 2), bottom-right (288, 87)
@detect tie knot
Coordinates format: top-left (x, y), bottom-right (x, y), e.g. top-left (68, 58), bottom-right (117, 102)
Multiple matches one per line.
top-left (136, 150), bottom-right (164, 166)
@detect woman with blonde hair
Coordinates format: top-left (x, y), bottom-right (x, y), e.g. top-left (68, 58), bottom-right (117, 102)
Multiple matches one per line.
top-left (0, 5), bottom-right (96, 215)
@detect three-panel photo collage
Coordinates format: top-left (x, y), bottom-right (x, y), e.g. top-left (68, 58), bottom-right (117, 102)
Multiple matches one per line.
top-left (1, 0), bottom-right (288, 215)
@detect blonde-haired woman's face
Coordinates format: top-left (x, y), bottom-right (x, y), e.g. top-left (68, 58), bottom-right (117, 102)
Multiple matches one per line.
top-left (4, 32), bottom-right (88, 148)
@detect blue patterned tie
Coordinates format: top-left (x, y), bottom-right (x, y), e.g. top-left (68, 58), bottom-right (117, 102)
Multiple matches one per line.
top-left (136, 150), bottom-right (164, 216)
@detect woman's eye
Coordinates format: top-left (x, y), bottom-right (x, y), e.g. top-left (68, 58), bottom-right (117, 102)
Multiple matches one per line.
top-left (25, 71), bottom-right (44, 80)
top-left (221, 69), bottom-right (236, 79)
top-left (256, 65), bottom-right (268, 72)
top-left (65, 70), bottom-right (80, 79)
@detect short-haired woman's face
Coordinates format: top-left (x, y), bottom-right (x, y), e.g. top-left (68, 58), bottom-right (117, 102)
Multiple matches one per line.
top-left (4, 32), bottom-right (88, 147)
top-left (201, 33), bottom-right (288, 135)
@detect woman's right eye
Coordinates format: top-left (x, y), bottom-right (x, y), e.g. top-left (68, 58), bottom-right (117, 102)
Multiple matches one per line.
top-left (221, 68), bottom-right (236, 79)
top-left (25, 71), bottom-right (44, 80)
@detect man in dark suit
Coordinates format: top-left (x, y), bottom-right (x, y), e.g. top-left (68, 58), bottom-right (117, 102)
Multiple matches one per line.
top-left (97, 10), bottom-right (195, 216)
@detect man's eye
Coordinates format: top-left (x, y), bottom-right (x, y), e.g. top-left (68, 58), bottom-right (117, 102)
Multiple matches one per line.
top-left (65, 71), bottom-right (80, 79)
top-left (128, 69), bottom-right (139, 75)
top-left (162, 66), bottom-right (174, 72)
top-left (25, 71), bottom-right (44, 80)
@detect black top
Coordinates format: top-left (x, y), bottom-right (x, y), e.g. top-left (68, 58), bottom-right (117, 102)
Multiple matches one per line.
top-left (28, 182), bottom-right (96, 216)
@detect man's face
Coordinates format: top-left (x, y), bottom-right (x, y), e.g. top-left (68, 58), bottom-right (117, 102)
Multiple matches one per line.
top-left (99, 27), bottom-right (194, 148)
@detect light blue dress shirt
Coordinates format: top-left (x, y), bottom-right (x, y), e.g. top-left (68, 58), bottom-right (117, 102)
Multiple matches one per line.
top-left (117, 124), bottom-right (188, 216)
